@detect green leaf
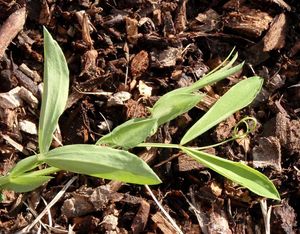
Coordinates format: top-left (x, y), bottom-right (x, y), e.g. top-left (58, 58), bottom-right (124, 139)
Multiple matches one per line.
top-left (181, 76), bottom-right (263, 145)
top-left (9, 156), bottom-right (39, 176)
top-left (97, 118), bottom-right (158, 149)
top-left (41, 145), bottom-right (161, 185)
top-left (39, 27), bottom-right (69, 153)
top-left (188, 61), bottom-right (244, 92)
top-left (182, 147), bottom-right (280, 200)
top-left (152, 53), bottom-right (242, 106)
top-left (150, 93), bottom-right (205, 125)
top-left (2, 175), bottom-right (52, 193)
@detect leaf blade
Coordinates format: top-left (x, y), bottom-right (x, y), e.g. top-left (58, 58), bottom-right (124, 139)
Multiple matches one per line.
top-left (182, 147), bottom-right (280, 200)
top-left (181, 76), bottom-right (263, 145)
top-left (38, 27), bottom-right (69, 153)
top-left (2, 175), bottom-right (52, 193)
top-left (150, 93), bottom-right (205, 125)
top-left (42, 145), bottom-right (161, 185)
top-left (97, 118), bottom-right (158, 149)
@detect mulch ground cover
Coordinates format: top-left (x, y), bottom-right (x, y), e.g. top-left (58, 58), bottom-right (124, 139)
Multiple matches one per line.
top-left (0, 0), bottom-right (299, 233)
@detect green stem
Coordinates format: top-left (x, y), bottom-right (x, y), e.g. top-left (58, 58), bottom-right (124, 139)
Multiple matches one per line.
top-left (26, 167), bottom-right (61, 177)
top-left (137, 142), bottom-right (181, 149)
top-left (189, 136), bottom-right (238, 150)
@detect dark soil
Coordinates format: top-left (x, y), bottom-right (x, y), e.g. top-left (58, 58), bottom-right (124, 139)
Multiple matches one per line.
top-left (0, 0), bottom-right (299, 233)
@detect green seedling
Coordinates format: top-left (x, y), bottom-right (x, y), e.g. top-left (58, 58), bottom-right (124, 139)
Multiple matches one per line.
top-left (0, 28), bottom-right (280, 201)
top-left (0, 27), bottom-right (161, 192)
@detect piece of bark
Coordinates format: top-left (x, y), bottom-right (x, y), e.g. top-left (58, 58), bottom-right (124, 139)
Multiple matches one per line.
top-left (289, 40), bottom-right (300, 57)
top-left (81, 13), bottom-right (93, 48)
top-left (174, 0), bottom-right (187, 33)
top-left (269, 0), bottom-right (291, 11)
top-left (207, 204), bottom-right (232, 234)
top-left (19, 63), bottom-right (41, 83)
top-left (18, 86), bottom-right (39, 109)
top-left (19, 120), bottom-right (37, 135)
top-left (39, 0), bottom-right (51, 25)
top-left (163, 11), bottom-right (176, 37)
top-left (272, 200), bottom-right (297, 233)
top-left (224, 6), bottom-right (272, 38)
top-left (80, 49), bottom-right (99, 76)
top-left (252, 137), bottom-right (282, 171)
top-left (263, 113), bottom-right (300, 155)
top-left (151, 212), bottom-right (177, 234)
top-left (150, 47), bottom-right (180, 68)
top-left (214, 115), bottom-right (236, 141)
top-left (61, 185), bottom-right (123, 218)
top-left (0, 7), bottom-right (26, 58)
top-left (287, 120), bottom-right (300, 155)
top-left (263, 13), bottom-right (287, 51)
top-left (190, 9), bottom-right (220, 32)
top-left (1, 134), bottom-right (29, 155)
top-left (107, 91), bottom-right (131, 106)
top-left (178, 154), bottom-right (206, 172)
top-left (130, 50), bottom-right (149, 78)
top-left (0, 87), bottom-right (23, 109)
top-left (125, 16), bottom-right (140, 44)
top-left (14, 69), bottom-right (39, 98)
top-left (0, 108), bottom-right (16, 129)
top-left (131, 200), bottom-right (150, 234)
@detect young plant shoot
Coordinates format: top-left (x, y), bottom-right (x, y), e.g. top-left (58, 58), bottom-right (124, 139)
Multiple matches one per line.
top-left (0, 28), bottom-right (280, 200)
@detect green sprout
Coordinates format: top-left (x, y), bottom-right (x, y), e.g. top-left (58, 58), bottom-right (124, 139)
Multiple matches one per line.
top-left (0, 27), bottom-right (280, 201)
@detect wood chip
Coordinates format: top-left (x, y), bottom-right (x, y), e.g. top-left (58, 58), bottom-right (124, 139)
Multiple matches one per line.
top-left (19, 63), bottom-right (41, 82)
top-left (130, 50), bottom-right (149, 78)
top-left (269, 0), bottom-right (291, 11)
top-left (0, 87), bottom-right (23, 109)
top-left (174, 0), bottom-right (187, 33)
top-left (224, 6), bottom-right (272, 38)
top-left (207, 204), bottom-right (232, 234)
top-left (263, 13), bottom-right (287, 51)
top-left (151, 212), bottom-right (177, 234)
top-left (18, 86), bottom-right (39, 109)
top-left (252, 136), bottom-right (282, 171)
top-left (151, 47), bottom-right (180, 68)
top-left (1, 134), bottom-right (29, 155)
top-left (0, 7), bottom-right (26, 58)
top-left (131, 200), bottom-right (150, 233)
top-left (178, 154), bottom-right (205, 172)
top-left (125, 16), bottom-right (140, 44)
top-left (138, 80), bottom-right (152, 97)
top-left (19, 120), bottom-right (38, 135)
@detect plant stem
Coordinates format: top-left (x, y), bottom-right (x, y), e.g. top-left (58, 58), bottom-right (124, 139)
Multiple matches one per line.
top-left (26, 167), bottom-right (61, 177)
top-left (137, 142), bottom-right (181, 149)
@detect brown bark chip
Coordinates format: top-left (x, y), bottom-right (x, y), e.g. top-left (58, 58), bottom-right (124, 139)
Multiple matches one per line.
top-left (130, 50), bottom-right (149, 78)
top-left (263, 113), bottom-right (300, 155)
top-left (151, 212), bottom-right (177, 234)
top-left (272, 200), bottom-right (297, 233)
top-left (252, 136), bottom-right (282, 171)
top-left (224, 6), bottom-right (272, 38)
top-left (263, 13), bottom-right (287, 51)
top-left (0, 7), bottom-right (26, 58)
top-left (131, 200), bottom-right (150, 234)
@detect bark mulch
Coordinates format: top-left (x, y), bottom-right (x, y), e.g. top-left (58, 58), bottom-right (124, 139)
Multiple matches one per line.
top-left (0, 0), bottom-right (299, 233)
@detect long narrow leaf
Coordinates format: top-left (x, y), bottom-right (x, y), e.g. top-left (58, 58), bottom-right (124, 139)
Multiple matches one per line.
top-left (3, 175), bottom-right (52, 193)
top-left (9, 155), bottom-right (39, 176)
top-left (152, 53), bottom-right (243, 109)
top-left (41, 145), bottom-right (161, 185)
top-left (97, 118), bottom-right (157, 149)
top-left (39, 27), bottom-right (69, 153)
top-left (150, 93), bottom-right (205, 125)
top-left (181, 76), bottom-right (263, 145)
top-left (182, 147), bottom-right (280, 200)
